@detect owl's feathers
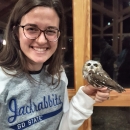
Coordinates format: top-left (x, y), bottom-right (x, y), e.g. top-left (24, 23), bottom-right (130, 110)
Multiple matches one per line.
top-left (82, 60), bottom-right (125, 93)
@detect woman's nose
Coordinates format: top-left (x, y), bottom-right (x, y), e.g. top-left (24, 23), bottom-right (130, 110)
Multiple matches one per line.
top-left (35, 32), bottom-right (47, 44)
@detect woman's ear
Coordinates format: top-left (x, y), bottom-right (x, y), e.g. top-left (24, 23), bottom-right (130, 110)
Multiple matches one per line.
top-left (12, 26), bottom-right (20, 49)
top-left (12, 26), bottom-right (19, 39)
top-left (13, 26), bottom-right (19, 36)
top-left (59, 31), bottom-right (60, 37)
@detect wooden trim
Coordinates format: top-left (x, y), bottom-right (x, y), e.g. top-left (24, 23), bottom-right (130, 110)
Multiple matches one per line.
top-left (68, 89), bottom-right (76, 100)
top-left (72, 0), bottom-right (92, 130)
top-left (119, 6), bottom-right (130, 16)
top-left (72, 0), bottom-right (92, 91)
top-left (73, 0), bottom-right (91, 93)
top-left (92, 2), bottom-right (116, 18)
top-left (94, 89), bottom-right (130, 106)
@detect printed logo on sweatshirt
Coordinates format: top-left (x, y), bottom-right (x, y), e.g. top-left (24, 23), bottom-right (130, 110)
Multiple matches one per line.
top-left (8, 94), bottom-right (63, 130)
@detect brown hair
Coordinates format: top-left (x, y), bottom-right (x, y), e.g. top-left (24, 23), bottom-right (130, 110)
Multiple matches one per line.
top-left (0, 0), bottom-right (66, 83)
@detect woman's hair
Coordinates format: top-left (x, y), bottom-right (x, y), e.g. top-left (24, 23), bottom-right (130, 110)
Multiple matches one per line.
top-left (0, 39), bottom-right (3, 51)
top-left (0, 0), bottom-right (66, 83)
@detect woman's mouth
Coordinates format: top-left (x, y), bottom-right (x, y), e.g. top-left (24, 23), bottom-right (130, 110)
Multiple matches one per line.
top-left (31, 46), bottom-right (49, 53)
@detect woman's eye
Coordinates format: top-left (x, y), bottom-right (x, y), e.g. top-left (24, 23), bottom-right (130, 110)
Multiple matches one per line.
top-left (28, 28), bottom-right (35, 31)
top-left (48, 30), bottom-right (56, 33)
top-left (25, 26), bottom-right (38, 32)
top-left (46, 30), bottom-right (56, 35)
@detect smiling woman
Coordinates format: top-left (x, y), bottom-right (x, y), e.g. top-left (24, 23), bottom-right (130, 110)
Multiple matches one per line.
top-left (0, 0), bottom-right (110, 130)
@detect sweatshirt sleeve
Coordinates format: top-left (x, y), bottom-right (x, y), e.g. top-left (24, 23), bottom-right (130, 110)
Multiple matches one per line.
top-left (59, 86), bottom-right (95, 130)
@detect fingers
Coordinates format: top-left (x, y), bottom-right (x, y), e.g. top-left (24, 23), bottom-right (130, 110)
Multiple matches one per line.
top-left (98, 87), bottom-right (111, 93)
top-left (82, 84), bottom-right (97, 95)
top-left (94, 88), bottom-right (110, 103)
top-left (95, 94), bottom-right (109, 102)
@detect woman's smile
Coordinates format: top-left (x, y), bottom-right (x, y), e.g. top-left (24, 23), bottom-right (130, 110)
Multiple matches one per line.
top-left (30, 46), bottom-right (49, 53)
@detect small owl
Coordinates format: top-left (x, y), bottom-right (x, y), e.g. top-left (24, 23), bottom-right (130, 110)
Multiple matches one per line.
top-left (82, 60), bottom-right (125, 93)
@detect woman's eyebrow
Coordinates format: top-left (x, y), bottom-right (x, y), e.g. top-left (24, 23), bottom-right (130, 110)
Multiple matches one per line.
top-left (47, 26), bottom-right (59, 29)
top-left (21, 24), bottom-right (59, 30)
top-left (23, 23), bottom-right (38, 27)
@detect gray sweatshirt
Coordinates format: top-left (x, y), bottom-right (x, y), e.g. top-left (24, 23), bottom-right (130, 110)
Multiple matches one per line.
top-left (0, 67), bottom-right (95, 130)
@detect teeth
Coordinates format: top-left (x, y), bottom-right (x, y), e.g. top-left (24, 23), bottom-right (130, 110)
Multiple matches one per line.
top-left (33, 47), bottom-right (47, 52)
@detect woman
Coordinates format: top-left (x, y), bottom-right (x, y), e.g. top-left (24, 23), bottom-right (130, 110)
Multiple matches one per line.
top-left (0, 0), bottom-right (110, 129)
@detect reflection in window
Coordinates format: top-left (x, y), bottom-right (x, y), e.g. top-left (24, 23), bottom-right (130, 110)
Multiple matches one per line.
top-left (92, 0), bottom-right (130, 129)
top-left (92, 0), bottom-right (130, 88)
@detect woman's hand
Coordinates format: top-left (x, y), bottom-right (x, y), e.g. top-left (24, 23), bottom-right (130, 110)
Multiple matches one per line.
top-left (82, 84), bottom-right (110, 103)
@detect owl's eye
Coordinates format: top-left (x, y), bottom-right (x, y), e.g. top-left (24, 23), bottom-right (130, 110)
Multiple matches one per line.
top-left (87, 63), bottom-right (91, 66)
top-left (94, 63), bottom-right (98, 67)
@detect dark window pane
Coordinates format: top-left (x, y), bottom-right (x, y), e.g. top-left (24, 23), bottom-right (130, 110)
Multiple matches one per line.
top-left (61, 0), bottom-right (74, 88)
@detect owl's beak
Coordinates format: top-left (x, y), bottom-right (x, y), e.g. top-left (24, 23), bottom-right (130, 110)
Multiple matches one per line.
top-left (89, 68), bottom-right (95, 73)
top-left (91, 66), bottom-right (93, 69)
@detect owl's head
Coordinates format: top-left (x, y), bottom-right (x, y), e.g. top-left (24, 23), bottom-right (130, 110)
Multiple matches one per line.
top-left (82, 60), bottom-right (102, 78)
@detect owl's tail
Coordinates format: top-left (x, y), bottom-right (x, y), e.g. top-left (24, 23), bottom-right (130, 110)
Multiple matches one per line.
top-left (108, 83), bottom-right (125, 93)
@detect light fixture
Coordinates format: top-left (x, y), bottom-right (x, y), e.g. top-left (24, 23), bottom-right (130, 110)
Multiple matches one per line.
top-left (108, 22), bottom-right (111, 25)
top-left (2, 39), bottom-right (6, 45)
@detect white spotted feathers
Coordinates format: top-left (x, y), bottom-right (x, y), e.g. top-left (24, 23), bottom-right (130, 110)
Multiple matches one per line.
top-left (82, 60), bottom-right (125, 93)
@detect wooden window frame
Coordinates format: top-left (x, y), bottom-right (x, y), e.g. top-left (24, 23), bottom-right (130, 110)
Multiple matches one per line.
top-left (68, 0), bottom-right (130, 130)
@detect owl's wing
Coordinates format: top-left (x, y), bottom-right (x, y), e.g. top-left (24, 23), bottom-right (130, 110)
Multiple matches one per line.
top-left (88, 70), bottom-right (125, 93)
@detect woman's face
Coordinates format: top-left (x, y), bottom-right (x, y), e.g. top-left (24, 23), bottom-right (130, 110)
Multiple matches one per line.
top-left (19, 7), bottom-right (60, 71)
